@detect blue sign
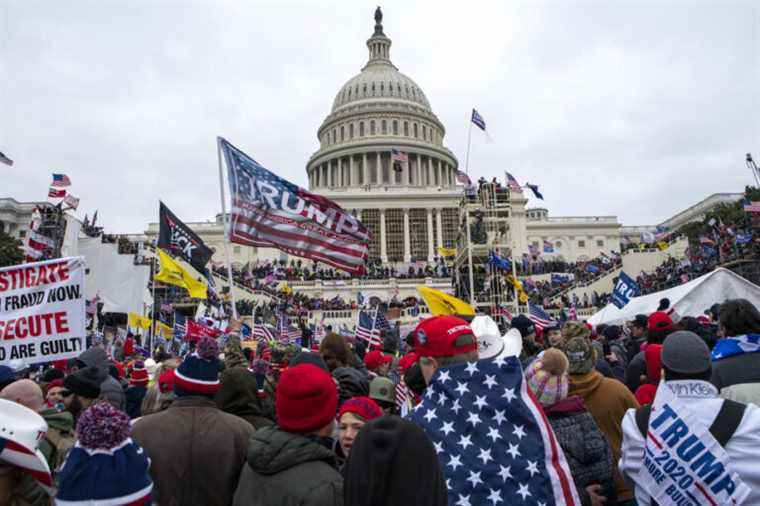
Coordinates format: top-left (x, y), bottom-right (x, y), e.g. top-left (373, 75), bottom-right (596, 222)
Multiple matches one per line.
top-left (611, 271), bottom-right (640, 309)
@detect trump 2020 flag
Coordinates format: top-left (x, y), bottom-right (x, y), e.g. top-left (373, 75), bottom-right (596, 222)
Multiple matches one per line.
top-left (220, 138), bottom-right (370, 275)
top-left (409, 357), bottom-right (579, 505)
top-left (611, 271), bottom-right (640, 309)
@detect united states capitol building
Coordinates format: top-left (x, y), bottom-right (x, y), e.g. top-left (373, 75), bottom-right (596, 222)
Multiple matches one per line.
top-left (136, 9), bottom-right (741, 293)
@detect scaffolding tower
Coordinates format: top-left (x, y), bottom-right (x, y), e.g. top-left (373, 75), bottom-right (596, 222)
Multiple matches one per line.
top-left (454, 182), bottom-right (519, 321)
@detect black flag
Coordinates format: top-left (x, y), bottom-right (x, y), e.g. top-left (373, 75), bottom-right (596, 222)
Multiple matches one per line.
top-left (158, 202), bottom-right (213, 274)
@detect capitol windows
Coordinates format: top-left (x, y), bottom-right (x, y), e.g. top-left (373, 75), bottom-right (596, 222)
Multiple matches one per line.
top-left (409, 209), bottom-right (429, 260)
top-left (381, 120), bottom-right (387, 135)
top-left (370, 120), bottom-right (376, 135)
top-left (422, 125), bottom-right (427, 141)
top-left (596, 240), bottom-right (604, 247)
top-left (578, 240), bottom-right (586, 248)
top-left (360, 122), bottom-right (365, 137)
top-left (349, 124), bottom-right (354, 139)
top-left (340, 126), bottom-right (345, 142)
top-left (413, 123), bottom-right (418, 138)
top-left (332, 129), bottom-right (336, 144)
top-left (403, 122), bottom-right (409, 136)
top-left (386, 209), bottom-right (404, 262)
top-left (362, 209), bottom-right (381, 260)
top-left (393, 120), bottom-right (398, 135)
top-left (370, 157), bottom-right (378, 183)
top-left (382, 154), bottom-right (390, 183)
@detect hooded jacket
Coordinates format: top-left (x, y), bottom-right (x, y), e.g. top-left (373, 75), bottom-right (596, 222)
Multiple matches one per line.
top-left (215, 367), bottom-right (275, 429)
top-left (569, 370), bottom-right (639, 502)
top-left (233, 425), bottom-right (343, 506)
top-left (620, 380), bottom-right (760, 506)
top-left (545, 395), bottom-right (614, 506)
top-left (77, 346), bottom-right (125, 410)
top-left (38, 407), bottom-right (76, 473)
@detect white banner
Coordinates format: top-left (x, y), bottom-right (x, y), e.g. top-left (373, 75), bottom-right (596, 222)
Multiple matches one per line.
top-left (0, 257), bottom-right (86, 363)
top-left (642, 380), bottom-right (750, 505)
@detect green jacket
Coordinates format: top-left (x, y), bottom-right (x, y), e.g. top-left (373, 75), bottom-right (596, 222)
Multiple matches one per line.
top-left (232, 426), bottom-right (343, 506)
top-left (38, 408), bottom-right (75, 473)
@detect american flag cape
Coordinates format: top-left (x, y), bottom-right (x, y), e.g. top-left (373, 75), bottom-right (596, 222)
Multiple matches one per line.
top-left (529, 303), bottom-right (556, 331)
top-left (408, 357), bottom-right (579, 506)
top-left (220, 138), bottom-right (371, 275)
top-left (355, 310), bottom-right (381, 348)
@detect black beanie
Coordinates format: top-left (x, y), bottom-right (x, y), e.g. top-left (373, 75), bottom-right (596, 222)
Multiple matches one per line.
top-left (64, 366), bottom-right (106, 399)
top-left (344, 416), bottom-right (447, 506)
top-left (41, 368), bottom-right (65, 383)
top-left (289, 352), bottom-right (329, 372)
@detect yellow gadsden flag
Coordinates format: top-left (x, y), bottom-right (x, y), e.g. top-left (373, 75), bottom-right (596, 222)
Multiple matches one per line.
top-left (156, 321), bottom-right (174, 341)
top-left (416, 286), bottom-right (475, 316)
top-left (437, 246), bottom-right (456, 258)
top-left (154, 248), bottom-right (207, 299)
top-left (128, 313), bottom-right (152, 330)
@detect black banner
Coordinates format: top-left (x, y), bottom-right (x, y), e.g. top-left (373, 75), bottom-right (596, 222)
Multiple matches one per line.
top-left (158, 202), bottom-right (213, 274)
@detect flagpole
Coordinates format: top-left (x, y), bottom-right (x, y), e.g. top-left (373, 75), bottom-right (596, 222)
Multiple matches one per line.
top-left (149, 241), bottom-right (158, 355)
top-left (464, 119), bottom-right (473, 175)
top-left (216, 137), bottom-right (238, 319)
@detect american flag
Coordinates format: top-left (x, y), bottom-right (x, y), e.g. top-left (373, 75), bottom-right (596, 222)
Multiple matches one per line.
top-left (491, 306), bottom-right (513, 321)
top-left (471, 108), bottom-right (486, 131)
top-left (51, 173), bottom-right (71, 187)
top-left (391, 148), bottom-right (408, 163)
top-left (355, 310), bottom-right (381, 348)
top-left (278, 316), bottom-right (302, 343)
top-left (48, 188), bottom-right (66, 199)
top-left (396, 380), bottom-right (411, 417)
top-left (456, 170), bottom-right (472, 185)
top-left (542, 240), bottom-right (554, 253)
top-left (528, 303), bottom-right (556, 331)
top-left (409, 357), bottom-right (579, 505)
top-left (220, 138), bottom-right (370, 275)
top-left (505, 172), bottom-right (523, 193)
top-left (253, 322), bottom-right (275, 341)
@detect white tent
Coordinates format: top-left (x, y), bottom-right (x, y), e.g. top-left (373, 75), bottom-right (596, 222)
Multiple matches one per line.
top-left (588, 268), bottom-right (760, 327)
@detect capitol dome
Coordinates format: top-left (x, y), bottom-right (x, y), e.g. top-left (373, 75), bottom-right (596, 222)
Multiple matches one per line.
top-left (306, 8), bottom-right (461, 266)
top-left (306, 7), bottom-right (458, 195)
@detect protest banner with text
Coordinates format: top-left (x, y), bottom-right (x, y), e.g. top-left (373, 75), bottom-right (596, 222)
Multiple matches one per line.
top-left (0, 257), bottom-right (86, 363)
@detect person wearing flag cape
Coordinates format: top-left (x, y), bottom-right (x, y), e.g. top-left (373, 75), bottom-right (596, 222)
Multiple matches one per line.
top-left (620, 331), bottom-right (760, 505)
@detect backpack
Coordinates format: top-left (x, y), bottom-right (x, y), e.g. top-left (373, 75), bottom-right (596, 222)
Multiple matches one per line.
top-left (634, 399), bottom-right (746, 506)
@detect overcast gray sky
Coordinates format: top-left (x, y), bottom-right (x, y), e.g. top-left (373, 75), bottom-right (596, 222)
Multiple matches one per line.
top-left (2, 0), bottom-right (758, 233)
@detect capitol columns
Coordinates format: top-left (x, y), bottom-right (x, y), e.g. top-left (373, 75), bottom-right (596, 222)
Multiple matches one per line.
top-left (349, 155), bottom-right (355, 187)
top-left (426, 208), bottom-right (435, 261)
top-left (362, 153), bottom-right (368, 185)
top-left (380, 209), bottom-right (388, 262)
top-left (403, 208), bottom-right (411, 262)
top-left (436, 208), bottom-right (443, 248)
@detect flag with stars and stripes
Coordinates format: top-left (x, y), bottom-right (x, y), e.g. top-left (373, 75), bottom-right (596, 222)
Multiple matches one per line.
top-left (355, 310), bottom-right (382, 348)
top-left (528, 303), bottom-right (556, 331)
top-left (408, 356), bottom-right (579, 506)
top-left (220, 137), bottom-right (370, 275)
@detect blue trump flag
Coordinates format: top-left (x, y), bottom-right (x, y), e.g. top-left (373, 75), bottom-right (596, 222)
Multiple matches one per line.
top-left (611, 271), bottom-right (640, 309)
top-left (487, 251), bottom-right (511, 271)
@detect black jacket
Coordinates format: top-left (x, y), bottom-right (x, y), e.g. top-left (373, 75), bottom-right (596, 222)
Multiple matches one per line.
top-left (711, 352), bottom-right (760, 391)
top-left (233, 426), bottom-right (343, 506)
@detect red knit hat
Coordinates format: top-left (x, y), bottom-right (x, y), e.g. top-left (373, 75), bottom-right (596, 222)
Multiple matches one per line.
top-left (276, 364), bottom-right (338, 433)
top-left (413, 316), bottom-right (476, 358)
top-left (648, 311), bottom-right (673, 333)
top-left (363, 350), bottom-right (392, 371)
top-left (398, 353), bottom-right (418, 375)
top-left (338, 396), bottom-right (382, 422)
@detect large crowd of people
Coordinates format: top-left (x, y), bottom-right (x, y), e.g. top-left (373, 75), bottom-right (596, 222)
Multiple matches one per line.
top-left (3, 293), bottom-right (760, 505)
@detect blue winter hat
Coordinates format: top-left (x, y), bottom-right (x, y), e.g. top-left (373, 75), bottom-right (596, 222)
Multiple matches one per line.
top-left (56, 402), bottom-right (153, 505)
top-left (174, 336), bottom-right (221, 397)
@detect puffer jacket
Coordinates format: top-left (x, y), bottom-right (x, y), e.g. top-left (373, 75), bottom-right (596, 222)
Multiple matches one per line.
top-left (132, 396), bottom-right (254, 506)
top-left (545, 395), bottom-right (615, 506)
top-left (569, 370), bottom-right (639, 502)
top-left (332, 367), bottom-right (369, 406)
top-left (233, 426), bottom-right (343, 506)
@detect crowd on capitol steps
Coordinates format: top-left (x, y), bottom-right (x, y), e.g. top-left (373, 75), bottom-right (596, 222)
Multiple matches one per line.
top-left (2, 297), bottom-right (760, 505)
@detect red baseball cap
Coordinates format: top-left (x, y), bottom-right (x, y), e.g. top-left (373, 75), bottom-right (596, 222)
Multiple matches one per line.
top-left (398, 352), bottom-right (418, 374)
top-left (648, 311), bottom-right (673, 333)
top-left (413, 316), bottom-right (477, 358)
top-left (364, 350), bottom-right (393, 371)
